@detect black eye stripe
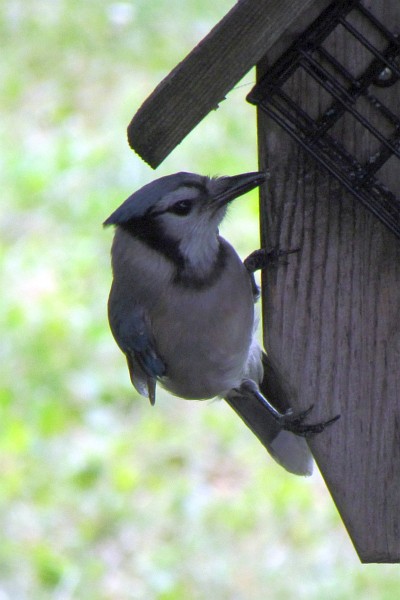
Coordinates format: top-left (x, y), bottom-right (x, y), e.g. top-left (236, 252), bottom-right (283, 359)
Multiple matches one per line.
top-left (167, 200), bottom-right (193, 216)
top-left (146, 200), bottom-right (194, 218)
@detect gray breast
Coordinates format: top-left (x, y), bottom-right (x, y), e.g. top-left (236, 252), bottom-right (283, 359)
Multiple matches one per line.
top-left (153, 241), bottom-right (254, 399)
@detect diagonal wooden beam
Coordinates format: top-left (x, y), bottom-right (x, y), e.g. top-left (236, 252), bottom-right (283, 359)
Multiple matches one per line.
top-left (127, 0), bottom-right (330, 168)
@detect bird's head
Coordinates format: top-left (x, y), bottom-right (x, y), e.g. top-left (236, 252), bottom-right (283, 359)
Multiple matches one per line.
top-left (104, 171), bottom-right (266, 275)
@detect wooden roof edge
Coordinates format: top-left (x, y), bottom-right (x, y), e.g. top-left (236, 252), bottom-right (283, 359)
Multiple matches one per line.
top-left (127, 0), bottom-right (329, 169)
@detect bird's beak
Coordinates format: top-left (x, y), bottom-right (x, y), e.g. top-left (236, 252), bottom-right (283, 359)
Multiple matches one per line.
top-left (213, 171), bottom-right (266, 207)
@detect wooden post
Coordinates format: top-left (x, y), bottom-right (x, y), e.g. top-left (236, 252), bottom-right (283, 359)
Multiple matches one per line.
top-left (257, 3), bottom-right (400, 562)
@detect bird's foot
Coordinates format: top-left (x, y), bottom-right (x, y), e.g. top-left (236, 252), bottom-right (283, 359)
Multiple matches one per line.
top-left (278, 405), bottom-right (340, 438)
top-left (236, 380), bottom-right (340, 439)
top-left (244, 246), bottom-right (300, 272)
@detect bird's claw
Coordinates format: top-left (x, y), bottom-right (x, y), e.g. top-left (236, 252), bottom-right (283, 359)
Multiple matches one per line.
top-left (231, 380), bottom-right (340, 439)
top-left (279, 405), bottom-right (340, 438)
top-left (244, 246), bottom-right (300, 273)
top-left (266, 246), bottom-right (300, 265)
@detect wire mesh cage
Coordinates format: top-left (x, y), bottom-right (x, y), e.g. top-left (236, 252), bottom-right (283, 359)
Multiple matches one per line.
top-left (248, 0), bottom-right (400, 238)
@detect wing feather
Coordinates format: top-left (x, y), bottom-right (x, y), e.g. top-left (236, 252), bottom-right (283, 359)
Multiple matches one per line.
top-left (108, 291), bottom-right (165, 403)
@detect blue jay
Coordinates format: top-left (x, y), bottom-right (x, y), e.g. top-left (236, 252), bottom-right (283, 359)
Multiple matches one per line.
top-left (104, 172), bottom-right (338, 476)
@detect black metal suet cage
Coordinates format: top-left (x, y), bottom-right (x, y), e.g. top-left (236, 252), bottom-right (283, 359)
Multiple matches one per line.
top-left (248, 0), bottom-right (400, 238)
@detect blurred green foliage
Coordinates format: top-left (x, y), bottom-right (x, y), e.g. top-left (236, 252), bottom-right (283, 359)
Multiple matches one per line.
top-left (1, 1), bottom-right (400, 598)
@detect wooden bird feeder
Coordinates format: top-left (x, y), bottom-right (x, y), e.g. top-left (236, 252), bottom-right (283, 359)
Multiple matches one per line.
top-left (127, 0), bottom-right (400, 563)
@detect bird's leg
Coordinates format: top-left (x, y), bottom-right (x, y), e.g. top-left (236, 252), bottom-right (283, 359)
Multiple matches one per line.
top-left (234, 380), bottom-right (340, 438)
top-left (244, 246), bottom-right (300, 273)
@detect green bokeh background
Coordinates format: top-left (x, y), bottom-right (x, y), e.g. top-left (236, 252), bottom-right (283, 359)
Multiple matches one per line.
top-left (1, 1), bottom-right (400, 597)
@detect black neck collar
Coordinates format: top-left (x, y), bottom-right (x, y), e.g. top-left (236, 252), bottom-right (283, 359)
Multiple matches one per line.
top-left (120, 218), bottom-right (227, 289)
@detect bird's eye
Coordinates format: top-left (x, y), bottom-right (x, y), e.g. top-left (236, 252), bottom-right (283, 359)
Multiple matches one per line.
top-left (169, 200), bottom-right (193, 216)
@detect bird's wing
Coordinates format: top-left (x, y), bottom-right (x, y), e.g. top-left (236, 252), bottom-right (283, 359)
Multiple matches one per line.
top-left (109, 302), bottom-right (165, 405)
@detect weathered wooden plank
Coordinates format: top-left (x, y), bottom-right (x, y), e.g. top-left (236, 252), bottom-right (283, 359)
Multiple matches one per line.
top-left (257, 2), bottom-right (400, 562)
top-left (127, 0), bottom-right (330, 168)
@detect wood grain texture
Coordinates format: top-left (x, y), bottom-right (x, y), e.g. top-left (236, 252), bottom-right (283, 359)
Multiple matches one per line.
top-left (127, 0), bottom-right (330, 168)
top-left (257, 2), bottom-right (400, 562)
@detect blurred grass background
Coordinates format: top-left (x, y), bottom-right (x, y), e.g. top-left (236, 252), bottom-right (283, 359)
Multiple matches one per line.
top-left (1, 0), bottom-right (400, 598)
